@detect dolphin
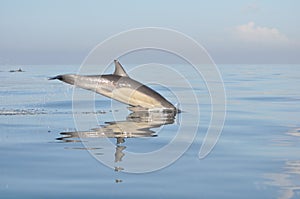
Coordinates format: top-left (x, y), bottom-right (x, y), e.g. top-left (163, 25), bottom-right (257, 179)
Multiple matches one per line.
top-left (50, 60), bottom-right (178, 112)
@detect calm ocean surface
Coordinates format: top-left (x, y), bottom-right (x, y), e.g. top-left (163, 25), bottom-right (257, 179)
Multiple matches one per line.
top-left (1, 64), bottom-right (300, 199)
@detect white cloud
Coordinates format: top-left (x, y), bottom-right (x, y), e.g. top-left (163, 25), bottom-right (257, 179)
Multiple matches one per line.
top-left (233, 22), bottom-right (289, 44)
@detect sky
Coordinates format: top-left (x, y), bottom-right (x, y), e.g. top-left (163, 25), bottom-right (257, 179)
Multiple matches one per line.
top-left (0, 0), bottom-right (299, 64)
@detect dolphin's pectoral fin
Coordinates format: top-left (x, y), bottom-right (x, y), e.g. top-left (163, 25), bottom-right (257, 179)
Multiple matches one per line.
top-left (113, 60), bottom-right (129, 77)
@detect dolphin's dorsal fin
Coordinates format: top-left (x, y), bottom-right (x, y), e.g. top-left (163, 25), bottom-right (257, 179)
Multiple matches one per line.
top-left (113, 60), bottom-right (129, 77)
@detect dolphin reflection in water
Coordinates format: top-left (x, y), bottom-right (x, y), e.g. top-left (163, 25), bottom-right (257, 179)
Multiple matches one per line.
top-left (50, 60), bottom-right (179, 112)
top-left (57, 108), bottom-right (176, 162)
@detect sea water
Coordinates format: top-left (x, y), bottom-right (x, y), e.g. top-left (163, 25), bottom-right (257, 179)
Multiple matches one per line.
top-left (0, 64), bottom-right (300, 199)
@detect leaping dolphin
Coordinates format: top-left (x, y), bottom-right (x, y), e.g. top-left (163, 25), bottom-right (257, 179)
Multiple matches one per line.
top-left (50, 60), bottom-right (178, 112)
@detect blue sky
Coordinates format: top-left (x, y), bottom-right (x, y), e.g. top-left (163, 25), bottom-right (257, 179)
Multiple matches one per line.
top-left (0, 0), bottom-right (299, 64)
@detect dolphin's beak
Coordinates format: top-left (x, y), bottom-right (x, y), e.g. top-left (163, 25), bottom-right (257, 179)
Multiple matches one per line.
top-left (48, 75), bottom-right (63, 80)
top-left (48, 74), bottom-right (76, 85)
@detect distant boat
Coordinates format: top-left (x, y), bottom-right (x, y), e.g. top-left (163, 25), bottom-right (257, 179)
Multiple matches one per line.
top-left (9, 68), bottom-right (24, 72)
